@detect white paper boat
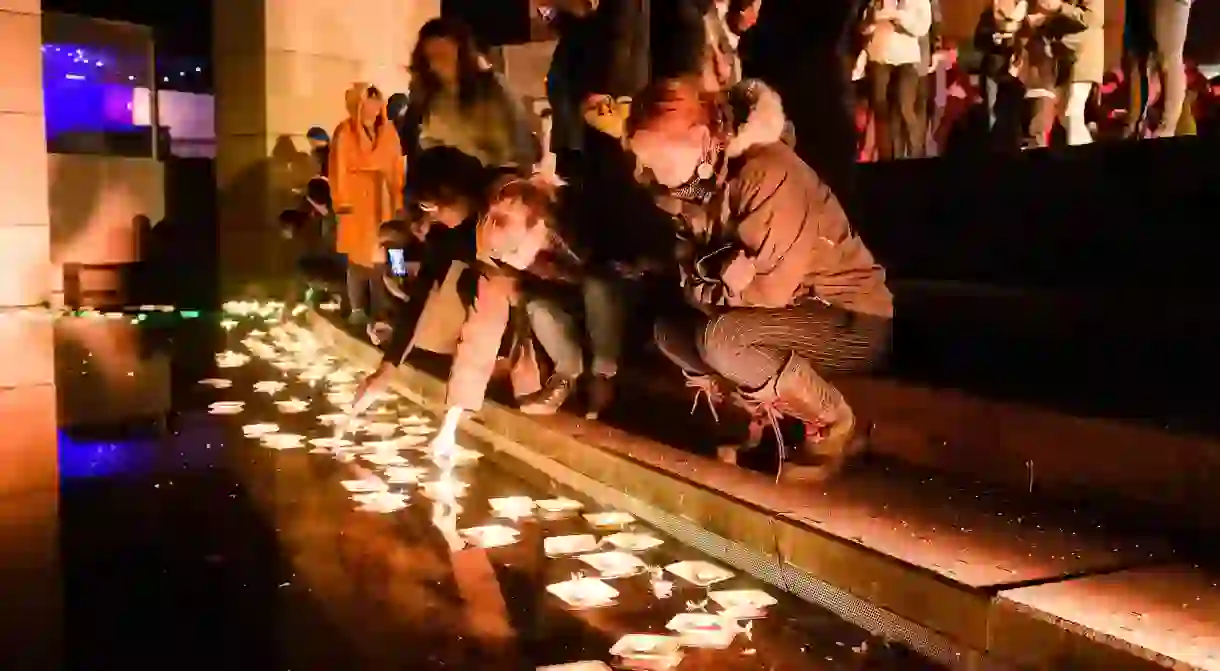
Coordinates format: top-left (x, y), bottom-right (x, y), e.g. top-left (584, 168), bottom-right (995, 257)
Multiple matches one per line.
top-left (535, 498), bottom-right (583, 514)
top-left (362, 452), bottom-right (410, 466)
top-left (602, 532), bottom-right (664, 552)
top-left (309, 437), bottom-right (354, 449)
top-left (665, 613), bottom-right (739, 649)
top-left (429, 446), bottom-right (482, 464)
top-left (383, 466), bottom-right (428, 484)
top-left (368, 435), bottom-right (428, 450)
top-left (198, 378), bottom-right (232, 389)
top-left (547, 577), bottom-right (619, 609)
top-left (326, 391), bottom-right (355, 405)
top-left (401, 424), bottom-right (434, 436)
top-left (353, 491), bottom-right (409, 513)
top-left (398, 415), bottom-right (430, 426)
top-left (460, 525), bottom-right (519, 548)
top-left (261, 433), bottom-right (305, 450)
top-left (420, 480), bottom-right (470, 500)
top-left (609, 634), bottom-right (683, 660)
top-left (536, 663), bottom-right (611, 671)
top-left (253, 380), bottom-right (286, 394)
top-left (583, 511), bottom-right (635, 529)
top-left (317, 413), bottom-right (351, 426)
top-left (341, 478), bottom-right (388, 493)
top-left (708, 589), bottom-right (777, 618)
top-left (364, 422), bottom-right (399, 437)
top-left (665, 561), bottom-right (734, 587)
top-left (544, 534), bottom-right (599, 557)
top-left (490, 496), bottom-right (536, 519)
top-left (242, 423), bottom-right (280, 438)
top-left (326, 370), bottom-right (355, 384)
top-left (275, 399), bottom-right (309, 414)
top-left (208, 401), bottom-right (244, 415)
top-left (578, 551), bottom-right (646, 578)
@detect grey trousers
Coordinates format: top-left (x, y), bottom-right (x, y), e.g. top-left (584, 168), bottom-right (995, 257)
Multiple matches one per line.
top-left (525, 275), bottom-right (628, 379)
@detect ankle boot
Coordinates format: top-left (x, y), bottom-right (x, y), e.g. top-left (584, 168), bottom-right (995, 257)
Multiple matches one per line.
top-left (740, 353), bottom-right (862, 483)
top-left (518, 374), bottom-right (576, 415)
top-left (716, 394), bottom-right (768, 465)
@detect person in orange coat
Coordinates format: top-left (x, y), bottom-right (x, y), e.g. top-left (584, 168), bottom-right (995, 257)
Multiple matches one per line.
top-left (330, 83), bottom-right (405, 326)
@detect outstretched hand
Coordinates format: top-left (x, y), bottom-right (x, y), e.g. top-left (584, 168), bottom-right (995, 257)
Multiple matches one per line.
top-left (350, 363), bottom-right (392, 415)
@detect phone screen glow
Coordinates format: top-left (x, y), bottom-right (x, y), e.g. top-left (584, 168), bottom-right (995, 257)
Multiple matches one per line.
top-left (388, 248), bottom-right (408, 277)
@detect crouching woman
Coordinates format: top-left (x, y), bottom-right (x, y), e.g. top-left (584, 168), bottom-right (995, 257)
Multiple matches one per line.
top-left (627, 77), bottom-right (894, 482)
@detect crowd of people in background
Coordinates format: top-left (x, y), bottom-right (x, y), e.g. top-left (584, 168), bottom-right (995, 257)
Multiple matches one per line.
top-left (277, 0), bottom-right (1206, 485)
top-left (853, 0), bottom-right (1209, 159)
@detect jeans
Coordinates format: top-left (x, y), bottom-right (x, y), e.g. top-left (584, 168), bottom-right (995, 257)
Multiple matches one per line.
top-left (525, 275), bottom-right (627, 379)
top-left (868, 62), bottom-right (924, 160)
top-left (1127, 0), bottom-right (1194, 136)
top-left (346, 262), bottom-right (387, 317)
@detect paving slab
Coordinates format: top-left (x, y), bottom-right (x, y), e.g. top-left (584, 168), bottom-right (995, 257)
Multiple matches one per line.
top-left (995, 565), bottom-right (1220, 671)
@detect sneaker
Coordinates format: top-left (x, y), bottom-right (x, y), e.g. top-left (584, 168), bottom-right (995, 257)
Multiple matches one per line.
top-left (518, 375), bottom-right (576, 416)
top-left (584, 373), bottom-right (615, 420)
top-left (348, 308), bottom-right (368, 327)
top-left (367, 321), bottom-right (392, 346)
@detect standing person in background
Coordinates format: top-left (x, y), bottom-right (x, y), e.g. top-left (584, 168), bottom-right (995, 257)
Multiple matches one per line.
top-left (913, 0), bottom-right (941, 157)
top-left (546, 0), bottom-right (650, 171)
top-left (1027, 0), bottom-right (1103, 146)
top-left (544, 0), bottom-right (653, 416)
top-left (401, 18), bottom-right (538, 171)
top-left (1124, 0), bottom-right (1195, 138)
top-left (735, 0), bottom-right (864, 198)
top-left (861, 0), bottom-right (933, 160)
top-left (330, 84), bottom-right (405, 327)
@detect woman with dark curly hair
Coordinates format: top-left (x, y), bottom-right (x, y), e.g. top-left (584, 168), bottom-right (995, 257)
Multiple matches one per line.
top-left (400, 17), bottom-right (537, 170)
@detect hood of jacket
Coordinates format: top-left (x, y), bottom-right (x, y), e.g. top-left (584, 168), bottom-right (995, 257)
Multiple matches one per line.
top-left (344, 82), bottom-right (388, 125)
top-left (725, 79), bottom-right (789, 159)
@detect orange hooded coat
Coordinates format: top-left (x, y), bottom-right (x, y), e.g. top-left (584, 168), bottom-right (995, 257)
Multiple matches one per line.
top-left (329, 83), bottom-right (405, 267)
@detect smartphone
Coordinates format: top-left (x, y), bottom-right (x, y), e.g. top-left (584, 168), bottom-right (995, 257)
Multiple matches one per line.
top-left (387, 248), bottom-right (408, 277)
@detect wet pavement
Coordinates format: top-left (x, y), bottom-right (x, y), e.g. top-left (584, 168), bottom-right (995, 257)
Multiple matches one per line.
top-left (9, 305), bottom-right (941, 670)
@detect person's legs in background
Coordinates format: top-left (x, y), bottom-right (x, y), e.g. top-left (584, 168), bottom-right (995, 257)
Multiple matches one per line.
top-left (868, 63), bottom-right (896, 160)
top-left (582, 274), bottom-right (627, 419)
top-left (1151, 0), bottom-right (1193, 137)
top-left (346, 262), bottom-right (372, 326)
top-left (1026, 91), bottom-right (1058, 148)
top-left (1058, 82), bottom-right (1095, 146)
top-left (1123, 0), bottom-right (1154, 137)
top-left (894, 64), bottom-right (925, 158)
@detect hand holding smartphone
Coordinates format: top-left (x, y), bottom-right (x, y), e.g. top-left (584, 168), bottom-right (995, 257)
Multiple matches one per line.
top-left (387, 247), bottom-right (409, 277)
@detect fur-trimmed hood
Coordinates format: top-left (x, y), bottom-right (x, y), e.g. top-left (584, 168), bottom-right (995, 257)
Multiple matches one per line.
top-left (725, 79), bottom-right (790, 159)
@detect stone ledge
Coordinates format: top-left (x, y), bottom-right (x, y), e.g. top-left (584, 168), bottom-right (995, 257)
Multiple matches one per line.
top-left (306, 311), bottom-right (1206, 671)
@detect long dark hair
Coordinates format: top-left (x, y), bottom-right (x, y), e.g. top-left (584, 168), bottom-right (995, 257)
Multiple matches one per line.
top-left (409, 17), bottom-right (489, 113)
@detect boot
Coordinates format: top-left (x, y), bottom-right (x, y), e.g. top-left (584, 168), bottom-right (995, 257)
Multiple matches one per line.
top-left (683, 372), bottom-right (763, 465)
top-left (740, 353), bottom-right (863, 483)
top-left (585, 373), bottom-right (616, 420)
top-left (518, 374), bottom-right (576, 415)
top-left (716, 395), bottom-right (767, 465)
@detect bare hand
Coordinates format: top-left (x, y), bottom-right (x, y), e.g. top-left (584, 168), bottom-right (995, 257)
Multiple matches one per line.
top-left (1036, 0), bottom-right (1061, 12)
top-left (351, 364), bottom-right (391, 415)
